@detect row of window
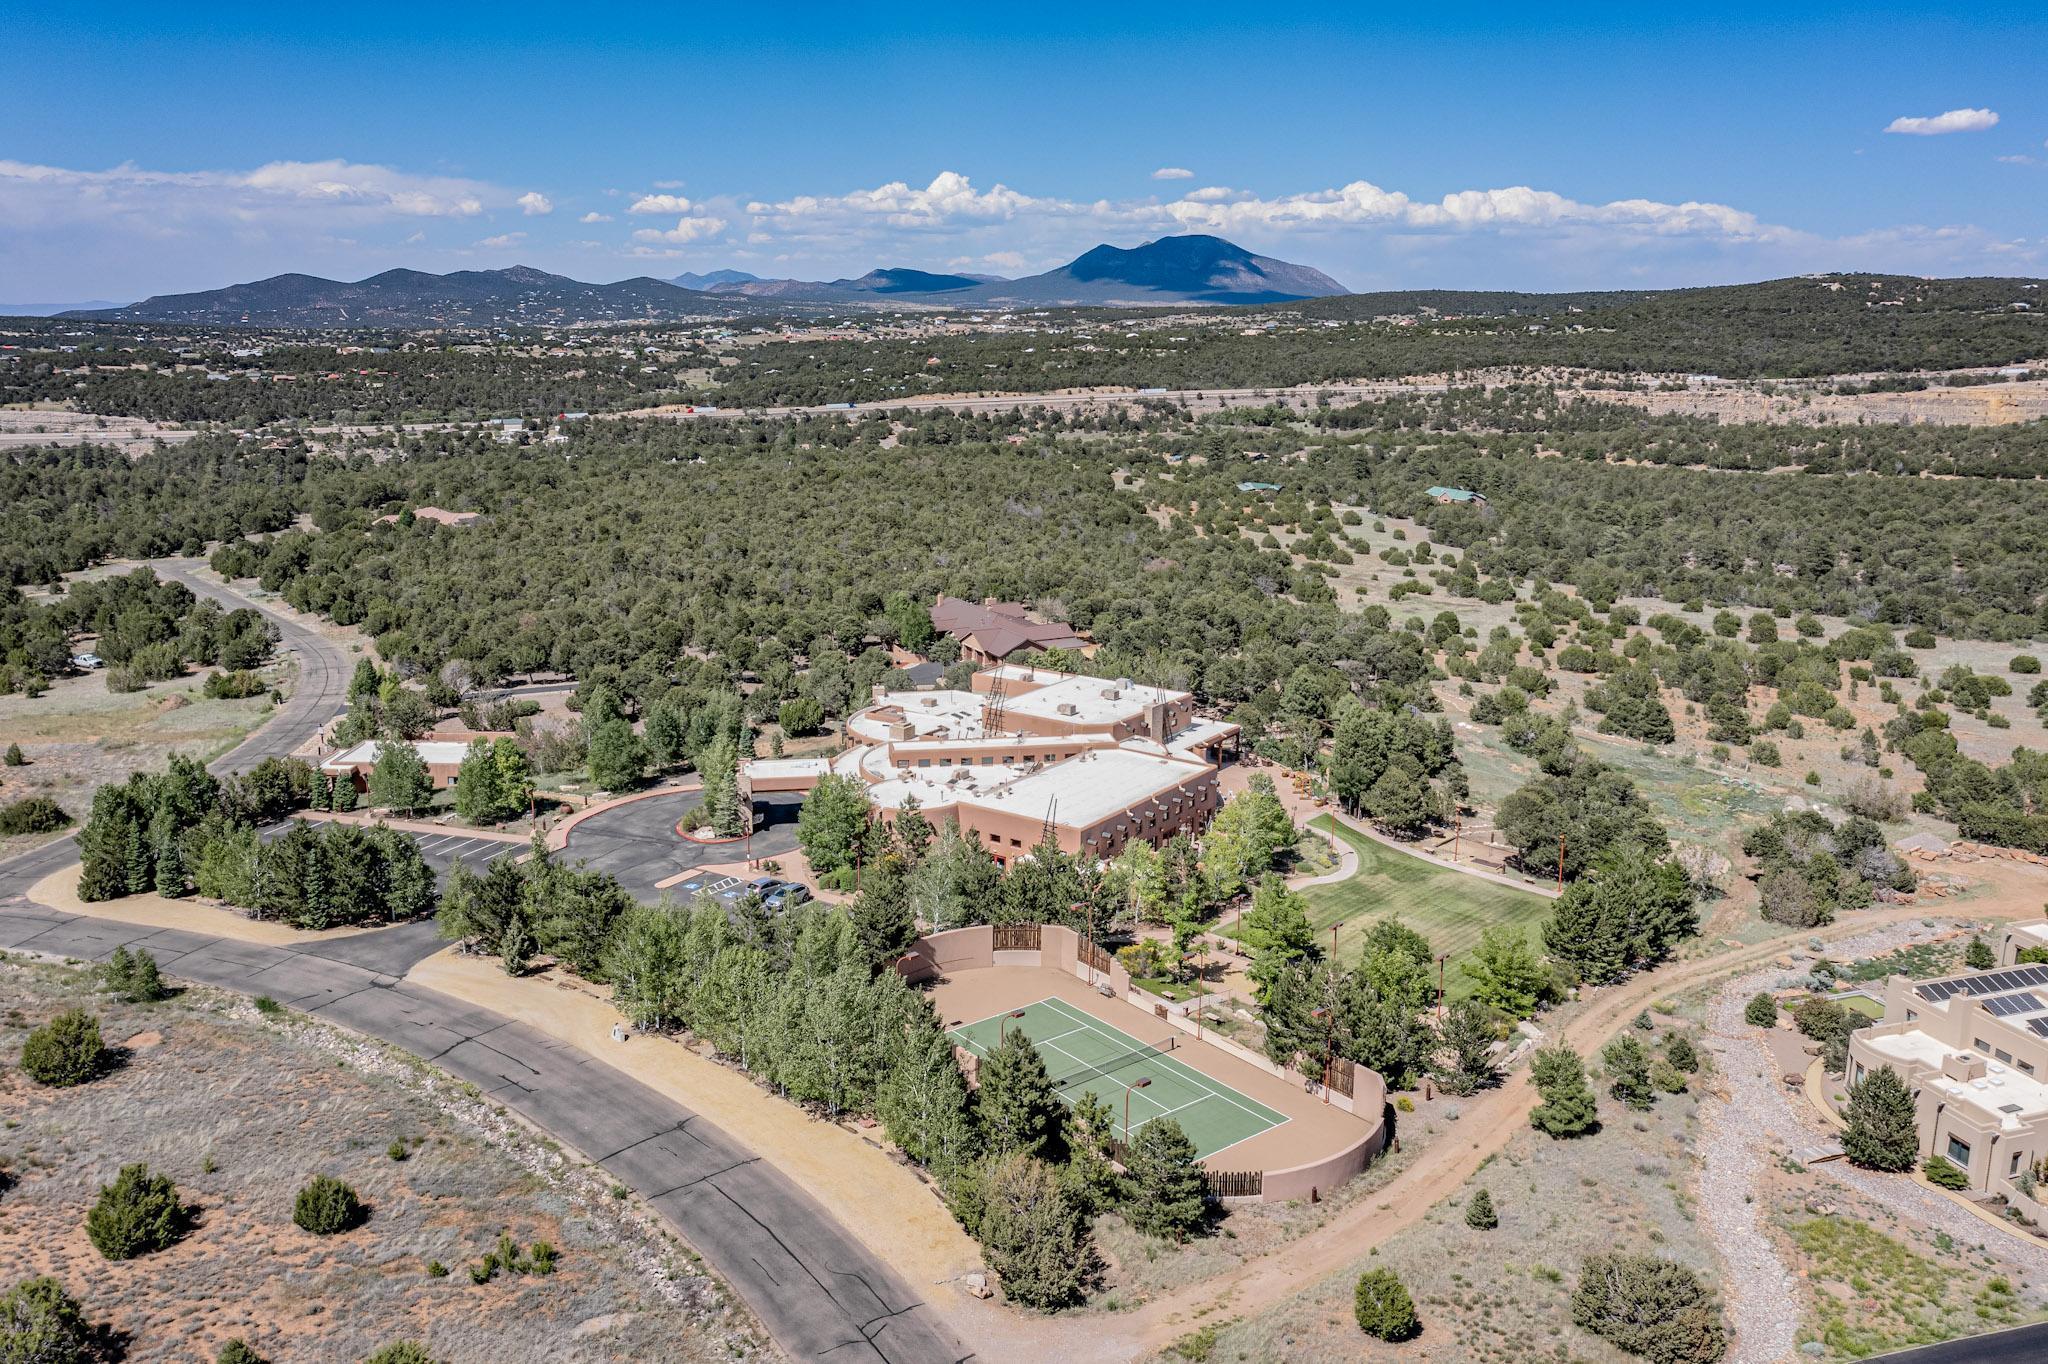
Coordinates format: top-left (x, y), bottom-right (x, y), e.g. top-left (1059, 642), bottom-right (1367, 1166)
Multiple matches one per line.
top-left (1971, 1037), bottom-right (2038, 1075)
top-left (900, 751), bottom-right (1076, 770)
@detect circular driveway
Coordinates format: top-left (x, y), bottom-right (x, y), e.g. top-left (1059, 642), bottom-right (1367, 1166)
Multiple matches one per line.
top-left (561, 789), bottom-right (803, 898)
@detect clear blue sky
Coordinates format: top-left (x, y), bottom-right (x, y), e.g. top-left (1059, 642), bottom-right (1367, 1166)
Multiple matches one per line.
top-left (3, 2), bottom-right (2043, 300)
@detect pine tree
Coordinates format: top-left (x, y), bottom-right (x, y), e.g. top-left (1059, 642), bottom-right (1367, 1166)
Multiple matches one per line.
top-left (1432, 997), bottom-right (1501, 1096)
top-left (126, 951), bottom-right (167, 1003)
top-left (974, 1029), bottom-right (1064, 1160)
top-left (1743, 992), bottom-right (1777, 1027)
top-left (1572, 1253), bottom-right (1726, 1364)
top-left (1529, 1044), bottom-right (1599, 1138)
top-left (150, 804), bottom-right (186, 897)
top-left (86, 1163), bottom-right (189, 1259)
top-left (1843, 1065), bottom-right (1921, 1172)
top-left (1665, 1033), bottom-right (1700, 1073)
top-left (1603, 1035), bottom-right (1655, 1111)
top-left (1354, 1266), bottom-right (1421, 1341)
top-left (1966, 935), bottom-right (1996, 971)
top-left (974, 1153), bottom-right (1097, 1309)
top-left (1464, 1187), bottom-right (1499, 1230)
top-left (78, 787), bottom-right (143, 900)
top-left (1123, 1118), bottom-right (1207, 1242)
top-left (0, 1277), bottom-right (95, 1361)
top-left (1543, 878), bottom-right (1624, 984)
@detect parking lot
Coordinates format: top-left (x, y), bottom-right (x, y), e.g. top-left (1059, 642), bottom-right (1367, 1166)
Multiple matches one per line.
top-left (258, 820), bottom-right (524, 889)
top-left (560, 789), bottom-right (803, 898)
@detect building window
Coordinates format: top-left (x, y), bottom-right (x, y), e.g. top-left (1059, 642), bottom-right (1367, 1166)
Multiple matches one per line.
top-left (917, 759), bottom-right (931, 768)
top-left (1976, 1039), bottom-right (1993, 1054)
top-left (1906, 1010), bottom-right (1918, 1022)
top-left (1997, 1049), bottom-right (2013, 1064)
top-left (1947, 1135), bottom-right (1972, 1167)
top-left (2014, 1151), bottom-right (2026, 1177)
top-left (2022, 1060), bottom-right (2037, 1076)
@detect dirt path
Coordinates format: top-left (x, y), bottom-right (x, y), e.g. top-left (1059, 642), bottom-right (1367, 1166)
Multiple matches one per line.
top-left (1101, 890), bottom-right (2046, 1357)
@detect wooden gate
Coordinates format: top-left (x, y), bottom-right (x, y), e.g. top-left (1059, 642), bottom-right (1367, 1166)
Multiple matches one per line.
top-left (993, 923), bottom-right (1043, 952)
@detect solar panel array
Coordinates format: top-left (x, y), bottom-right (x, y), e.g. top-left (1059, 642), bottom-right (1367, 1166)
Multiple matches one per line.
top-left (1918, 964), bottom-right (2048, 1002)
top-left (1985, 991), bottom-right (2048, 1018)
top-left (2028, 1017), bottom-right (2048, 1039)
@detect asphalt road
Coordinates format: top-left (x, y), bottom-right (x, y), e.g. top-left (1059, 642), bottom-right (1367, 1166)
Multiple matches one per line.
top-left (154, 559), bottom-right (354, 770)
top-left (563, 789), bottom-right (803, 896)
top-left (1872, 1322), bottom-right (2048, 1361)
top-left (0, 563), bottom-right (971, 1362)
top-left (0, 898), bottom-right (969, 1363)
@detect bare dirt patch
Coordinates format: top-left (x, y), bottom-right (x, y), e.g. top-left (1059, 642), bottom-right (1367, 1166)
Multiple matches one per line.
top-left (0, 955), bottom-right (765, 1363)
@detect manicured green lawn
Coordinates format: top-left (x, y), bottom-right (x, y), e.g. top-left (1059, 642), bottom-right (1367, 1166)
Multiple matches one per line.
top-left (1255, 816), bottom-right (1554, 997)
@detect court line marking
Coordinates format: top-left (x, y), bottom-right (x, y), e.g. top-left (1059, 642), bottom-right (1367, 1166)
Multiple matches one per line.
top-left (1037, 995), bottom-right (1290, 1128)
top-left (951, 997), bottom-right (1290, 1151)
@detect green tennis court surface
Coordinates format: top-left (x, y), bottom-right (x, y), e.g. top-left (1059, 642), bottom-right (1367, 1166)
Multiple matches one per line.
top-left (949, 996), bottom-right (1288, 1159)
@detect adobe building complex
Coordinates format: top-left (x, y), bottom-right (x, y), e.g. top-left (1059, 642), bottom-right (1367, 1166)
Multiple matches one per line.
top-left (743, 665), bottom-right (1240, 865)
top-left (1850, 958), bottom-right (2048, 1201)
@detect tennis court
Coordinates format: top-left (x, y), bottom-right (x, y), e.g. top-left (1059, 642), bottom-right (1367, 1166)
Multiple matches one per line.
top-left (949, 996), bottom-right (1288, 1159)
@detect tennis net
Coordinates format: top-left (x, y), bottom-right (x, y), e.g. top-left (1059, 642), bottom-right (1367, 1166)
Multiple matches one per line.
top-left (1053, 1036), bottom-right (1177, 1089)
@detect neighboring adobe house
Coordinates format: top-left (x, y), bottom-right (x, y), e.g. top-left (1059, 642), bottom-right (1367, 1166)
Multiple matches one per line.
top-left (1849, 961), bottom-right (2048, 1200)
top-left (741, 665), bottom-right (1241, 866)
top-left (320, 739), bottom-right (470, 792)
top-left (1425, 485), bottom-right (1486, 505)
top-left (928, 594), bottom-right (1093, 665)
top-left (372, 506), bottom-right (481, 528)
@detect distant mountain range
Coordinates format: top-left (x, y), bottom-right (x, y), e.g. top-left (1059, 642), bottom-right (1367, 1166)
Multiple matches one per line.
top-left (677, 236), bottom-right (1345, 308)
top-left (62, 235), bottom-right (1349, 327)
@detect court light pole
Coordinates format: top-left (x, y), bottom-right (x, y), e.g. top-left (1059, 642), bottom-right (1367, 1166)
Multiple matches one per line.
top-left (999, 1008), bottom-right (1026, 1045)
top-left (1436, 952), bottom-right (1450, 1022)
top-left (1123, 1076), bottom-right (1153, 1146)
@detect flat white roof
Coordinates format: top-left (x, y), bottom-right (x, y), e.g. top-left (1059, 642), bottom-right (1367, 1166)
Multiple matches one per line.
top-left (847, 689), bottom-right (986, 742)
top-left (959, 747), bottom-right (1208, 830)
top-left (1865, 1031), bottom-right (2048, 1126)
top-left (743, 757), bottom-right (831, 779)
top-left (322, 739), bottom-right (472, 770)
top-left (999, 673), bottom-right (1187, 728)
top-left (1165, 717), bottom-right (1240, 757)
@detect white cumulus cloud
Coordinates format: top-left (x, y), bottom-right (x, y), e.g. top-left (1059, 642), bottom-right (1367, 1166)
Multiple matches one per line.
top-left (1152, 167), bottom-right (1194, 180)
top-left (632, 215), bottom-right (727, 244)
top-left (629, 193), bottom-right (694, 214)
top-left (476, 232), bottom-right (526, 249)
top-left (580, 211), bottom-right (613, 223)
top-left (517, 191), bottom-right (554, 216)
top-left (1884, 108), bottom-right (1999, 135)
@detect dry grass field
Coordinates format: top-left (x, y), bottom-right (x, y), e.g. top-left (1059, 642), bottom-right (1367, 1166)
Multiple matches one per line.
top-left (0, 953), bottom-right (764, 1363)
top-left (0, 666), bottom-right (279, 860)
